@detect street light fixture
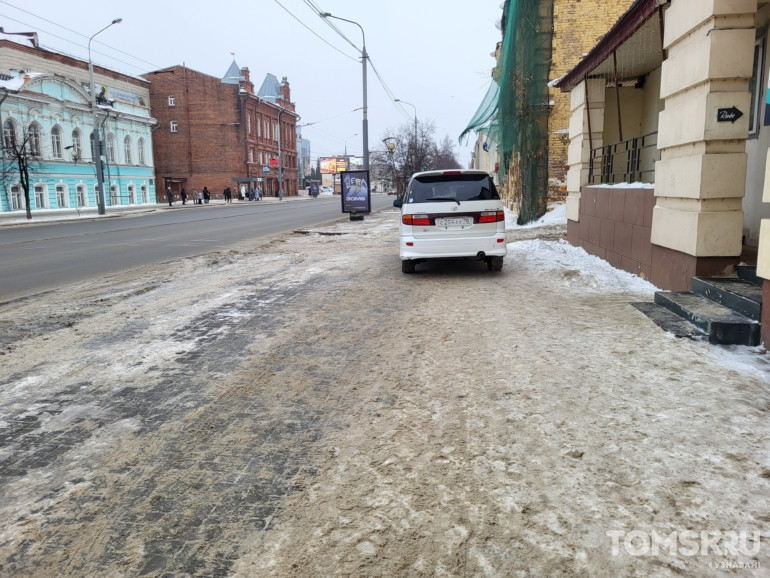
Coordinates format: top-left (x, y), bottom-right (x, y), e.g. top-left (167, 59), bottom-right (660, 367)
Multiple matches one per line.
top-left (88, 17), bottom-right (122, 215)
top-left (344, 132), bottom-right (358, 157)
top-left (395, 98), bottom-right (418, 175)
top-left (395, 99), bottom-right (417, 145)
top-left (382, 137), bottom-right (399, 197)
top-left (320, 12), bottom-right (369, 170)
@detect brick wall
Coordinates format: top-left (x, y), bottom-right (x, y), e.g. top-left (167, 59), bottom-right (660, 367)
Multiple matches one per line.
top-left (567, 185), bottom-right (655, 280)
top-left (144, 65), bottom-right (298, 199)
top-left (549, 0), bottom-right (635, 197)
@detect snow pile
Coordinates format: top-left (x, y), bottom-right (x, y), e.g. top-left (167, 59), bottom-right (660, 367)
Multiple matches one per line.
top-left (505, 202), bottom-right (566, 230)
top-left (508, 238), bottom-right (658, 295)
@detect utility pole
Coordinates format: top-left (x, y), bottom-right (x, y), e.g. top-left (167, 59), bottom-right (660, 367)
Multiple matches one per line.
top-left (88, 18), bottom-right (121, 215)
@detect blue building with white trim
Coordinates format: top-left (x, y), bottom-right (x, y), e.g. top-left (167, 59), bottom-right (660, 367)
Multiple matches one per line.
top-left (0, 38), bottom-right (157, 213)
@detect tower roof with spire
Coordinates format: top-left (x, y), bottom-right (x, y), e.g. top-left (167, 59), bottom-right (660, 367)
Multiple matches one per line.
top-left (222, 59), bottom-right (243, 84)
top-left (256, 73), bottom-right (281, 103)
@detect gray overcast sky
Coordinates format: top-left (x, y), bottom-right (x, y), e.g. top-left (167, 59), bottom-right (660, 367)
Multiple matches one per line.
top-left (1, 0), bottom-right (502, 167)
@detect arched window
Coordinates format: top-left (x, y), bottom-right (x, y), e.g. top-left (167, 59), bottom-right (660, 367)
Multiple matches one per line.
top-left (105, 133), bottom-right (116, 163)
top-left (137, 138), bottom-right (146, 165)
top-left (27, 123), bottom-right (42, 156)
top-left (51, 126), bottom-right (63, 159)
top-left (76, 184), bottom-right (87, 207)
top-left (71, 129), bottom-right (83, 160)
top-left (3, 119), bottom-right (17, 148)
top-left (123, 135), bottom-right (132, 164)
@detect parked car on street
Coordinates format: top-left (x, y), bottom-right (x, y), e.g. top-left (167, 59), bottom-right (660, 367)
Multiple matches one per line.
top-left (320, 185), bottom-right (334, 195)
top-left (393, 169), bottom-right (506, 274)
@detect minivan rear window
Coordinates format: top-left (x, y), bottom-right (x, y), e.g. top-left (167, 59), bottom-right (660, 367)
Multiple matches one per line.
top-left (406, 174), bottom-right (499, 203)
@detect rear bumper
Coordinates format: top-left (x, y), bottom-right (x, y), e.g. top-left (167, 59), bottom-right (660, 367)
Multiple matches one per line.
top-left (399, 234), bottom-right (507, 260)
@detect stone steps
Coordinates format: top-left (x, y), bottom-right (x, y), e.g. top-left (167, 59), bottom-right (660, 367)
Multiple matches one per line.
top-left (633, 267), bottom-right (762, 346)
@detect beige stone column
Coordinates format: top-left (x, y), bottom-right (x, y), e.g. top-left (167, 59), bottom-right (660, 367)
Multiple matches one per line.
top-left (757, 148), bottom-right (770, 345)
top-left (652, 0), bottom-right (756, 289)
top-left (565, 79), bottom-right (605, 224)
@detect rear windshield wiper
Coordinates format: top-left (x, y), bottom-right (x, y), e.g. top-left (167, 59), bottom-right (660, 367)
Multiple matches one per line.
top-left (422, 197), bottom-right (461, 205)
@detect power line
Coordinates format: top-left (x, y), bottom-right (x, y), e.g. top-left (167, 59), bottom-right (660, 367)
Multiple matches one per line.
top-left (271, 0), bottom-right (357, 62)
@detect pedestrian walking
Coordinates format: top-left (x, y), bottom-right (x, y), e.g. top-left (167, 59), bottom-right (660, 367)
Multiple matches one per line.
top-left (255, 185), bottom-right (262, 201)
top-left (197, 189), bottom-right (203, 205)
top-left (224, 186), bottom-right (232, 203)
top-left (203, 187), bottom-right (210, 204)
top-left (165, 186), bottom-right (173, 206)
top-left (249, 187), bottom-right (255, 201)
top-left (181, 188), bottom-right (188, 205)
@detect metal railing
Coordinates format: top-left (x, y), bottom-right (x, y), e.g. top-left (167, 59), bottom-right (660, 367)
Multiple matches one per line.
top-left (589, 131), bottom-right (658, 184)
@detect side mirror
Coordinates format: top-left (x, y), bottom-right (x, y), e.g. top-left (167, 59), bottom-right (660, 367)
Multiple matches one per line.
top-left (393, 199), bottom-right (402, 208)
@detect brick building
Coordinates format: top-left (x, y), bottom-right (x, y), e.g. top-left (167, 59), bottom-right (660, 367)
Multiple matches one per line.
top-left (548, 0), bottom-right (636, 194)
top-left (143, 61), bottom-right (298, 200)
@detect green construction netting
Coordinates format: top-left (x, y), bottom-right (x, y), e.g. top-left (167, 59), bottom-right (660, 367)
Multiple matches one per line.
top-left (494, 0), bottom-right (552, 224)
top-left (459, 79), bottom-right (500, 144)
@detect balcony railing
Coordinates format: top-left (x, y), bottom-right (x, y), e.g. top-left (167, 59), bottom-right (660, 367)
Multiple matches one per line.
top-left (589, 131), bottom-right (658, 184)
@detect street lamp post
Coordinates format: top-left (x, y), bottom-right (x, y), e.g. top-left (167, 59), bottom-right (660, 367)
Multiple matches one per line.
top-left (395, 98), bottom-right (418, 173)
top-left (277, 106), bottom-right (284, 199)
top-left (382, 137), bottom-right (398, 197)
top-left (344, 132), bottom-right (358, 157)
top-left (88, 18), bottom-right (121, 215)
top-left (320, 12), bottom-right (368, 170)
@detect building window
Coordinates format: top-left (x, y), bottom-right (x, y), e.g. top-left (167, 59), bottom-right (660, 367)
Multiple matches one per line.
top-left (138, 138), bottom-right (146, 165)
top-left (10, 185), bottom-right (24, 210)
top-left (72, 129), bottom-right (83, 160)
top-left (249, 148), bottom-right (254, 163)
top-left (56, 184), bottom-right (68, 208)
top-left (34, 183), bottom-right (46, 208)
top-left (3, 118), bottom-right (16, 148)
top-left (168, 95), bottom-right (175, 106)
top-left (247, 113), bottom-right (252, 133)
top-left (51, 126), bottom-right (63, 159)
top-left (257, 115), bottom-right (261, 138)
top-left (170, 121), bottom-right (178, 133)
top-left (141, 184), bottom-right (148, 203)
top-left (128, 184), bottom-right (136, 204)
top-left (749, 30), bottom-right (766, 135)
top-left (110, 184), bottom-right (119, 205)
top-left (76, 184), bottom-right (87, 207)
top-left (124, 135), bottom-right (133, 164)
top-left (106, 133), bottom-right (116, 163)
top-left (27, 123), bottom-right (42, 156)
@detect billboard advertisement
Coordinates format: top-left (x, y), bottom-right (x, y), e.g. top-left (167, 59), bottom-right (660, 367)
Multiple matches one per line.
top-left (340, 170), bottom-right (370, 214)
top-left (319, 157), bottom-right (349, 175)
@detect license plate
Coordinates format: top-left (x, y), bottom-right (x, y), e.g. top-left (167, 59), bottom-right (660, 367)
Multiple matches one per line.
top-left (436, 217), bottom-right (473, 227)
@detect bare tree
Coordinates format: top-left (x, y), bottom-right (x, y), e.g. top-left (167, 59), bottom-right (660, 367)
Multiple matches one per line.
top-left (381, 120), bottom-right (461, 198)
top-left (2, 126), bottom-right (40, 220)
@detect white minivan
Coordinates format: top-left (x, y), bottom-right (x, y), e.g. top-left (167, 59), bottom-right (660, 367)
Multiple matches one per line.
top-left (393, 169), bottom-right (506, 273)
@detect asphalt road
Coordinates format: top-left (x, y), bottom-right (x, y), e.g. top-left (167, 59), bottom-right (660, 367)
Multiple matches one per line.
top-left (0, 195), bottom-right (394, 302)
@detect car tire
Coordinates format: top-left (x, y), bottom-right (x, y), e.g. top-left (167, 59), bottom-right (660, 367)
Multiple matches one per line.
top-left (487, 256), bottom-right (504, 272)
top-left (402, 260), bottom-right (416, 274)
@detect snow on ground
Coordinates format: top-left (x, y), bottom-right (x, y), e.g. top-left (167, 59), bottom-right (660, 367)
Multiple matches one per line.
top-left (505, 201), bottom-right (567, 230)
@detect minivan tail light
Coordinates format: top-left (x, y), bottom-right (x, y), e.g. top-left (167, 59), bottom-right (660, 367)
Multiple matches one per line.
top-left (402, 214), bottom-right (430, 226)
top-left (478, 210), bottom-right (504, 223)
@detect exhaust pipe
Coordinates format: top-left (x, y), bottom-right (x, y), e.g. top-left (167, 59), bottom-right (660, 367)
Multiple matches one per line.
top-left (477, 252), bottom-right (486, 259)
